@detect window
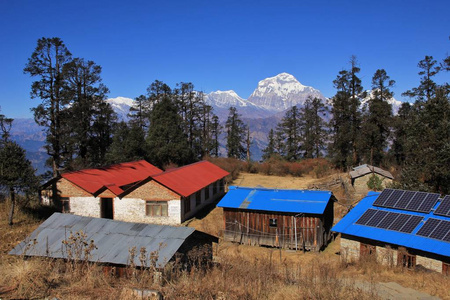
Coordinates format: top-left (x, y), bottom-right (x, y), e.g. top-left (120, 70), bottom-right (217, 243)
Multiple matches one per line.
top-left (219, 179), bottom-right (224, 191)
top-left (195, 191), bottom-right (202, 206)
top-left (61, 197), bottom-right (70, 213)
top-left (213, 181), bottom-right (217, 195)
top-left (269, 218), bottom-right (277, 227)
top-left (145, 201), bottom-right (168, 217)
top-left (205, 185), bottom-right (210, 200)
top-left (184, 197), bottom-right (191, 214)
top-left (397, 247), bottom-right (416, 268)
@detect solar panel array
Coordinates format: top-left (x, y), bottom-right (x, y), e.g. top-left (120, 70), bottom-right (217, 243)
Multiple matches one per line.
top-left (434, 195), bottom-right (450, 217)
top-left (416, 218), bottom-right (450, 242)
top-left (373, 188), bottom-right (440, 213)
top-left (356, 208), bottom-right (423, 233)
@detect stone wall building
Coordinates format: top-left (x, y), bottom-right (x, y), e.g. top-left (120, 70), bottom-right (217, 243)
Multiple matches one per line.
top-left (333, 189), bottom-right (450, 275)
top-left (349, 164), bottom-right (394, 197)
top-left (40, 160), bottom-right (229, 225)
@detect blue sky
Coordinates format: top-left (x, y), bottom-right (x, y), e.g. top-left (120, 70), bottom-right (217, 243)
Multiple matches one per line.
top-left (1, 0), bottom-right (449, 118)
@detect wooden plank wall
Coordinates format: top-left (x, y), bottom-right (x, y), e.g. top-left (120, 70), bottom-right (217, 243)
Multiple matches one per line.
top-left (223, 209), bottom-right (325, 251)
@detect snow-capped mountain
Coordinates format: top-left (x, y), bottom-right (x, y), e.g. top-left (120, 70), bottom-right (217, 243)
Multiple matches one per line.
top-left (246, 73), bottom-right (326, 111)
top-left (360, 90), bottom-right (402, 115)
top-left (106, 97), bottom-right (134, 121)
top-left (204, 90), bottom-right (273, 120)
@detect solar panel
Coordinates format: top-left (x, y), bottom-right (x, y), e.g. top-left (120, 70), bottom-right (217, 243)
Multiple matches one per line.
top-left (392, 190), bottom-right (415, 209)
top-left (373, 188), bottom-right (394, 207)
top-left (355, 209), bottom-right (377, 225)
top-left (377, 212), bottom-right (399, 229)
top-left (416, 193), bottom-right (440, 213)
top-left (383, 189), bottom-right (404, 208)
top-left (399, 215), bottom-right (423, 233)
top-left (373, 188), bottom-right (441, 213)
top-left (435, 195), bottom-right (450, 217)
top-left (429, 220), bottom-right (450, 240)
top-left (417, 218), bottom-right (450, 243)
top-left (417, 218), bottom-right (441, 237)
top-left (366, 210), bottom-right (389, 227)
top-left (388, 213), bottom-right (411, 231)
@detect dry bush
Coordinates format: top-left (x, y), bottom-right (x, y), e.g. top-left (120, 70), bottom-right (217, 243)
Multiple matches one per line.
top-left (206, 157), bottom-right (243, 182)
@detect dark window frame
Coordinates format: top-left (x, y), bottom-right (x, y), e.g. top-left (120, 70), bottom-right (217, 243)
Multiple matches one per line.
top-left (145, 201), bottom-right (168, 217)
top-left (195, 191), bottom-right (202, 206)
top-left (61, 197), bottom-right (70, 213)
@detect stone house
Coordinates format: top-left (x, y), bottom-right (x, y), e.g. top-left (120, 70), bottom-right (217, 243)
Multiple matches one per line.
top-left (40, 160), bottom-right (229, 225)
top-left (218, 186), bottom-right (335, 251)
top-left (333, 189), bottom-right (450, 274)
top-left (349, 164), bottom-right (394, 195)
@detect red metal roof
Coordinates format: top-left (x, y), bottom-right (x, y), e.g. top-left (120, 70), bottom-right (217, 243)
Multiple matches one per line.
top-left (61, 160), bottom-right (163, 196)
top-left (152, 161), bottom-right (229, 197)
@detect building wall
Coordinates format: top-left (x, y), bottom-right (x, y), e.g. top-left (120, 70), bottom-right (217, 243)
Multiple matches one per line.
top-left (353, 174), bottom-right (393, 196)
top-left (114, 198), bottom-right (181, 225)
top-left (70, 197), bottom-right (101, 217)
top-left (340, 235), bottom-right (446, 274)
top-left (340, 236), bottom-right (360, 262)
top-left (416, 255), bottom-right (442, 273)
top-left (182, 180), bottom-right (225, 222)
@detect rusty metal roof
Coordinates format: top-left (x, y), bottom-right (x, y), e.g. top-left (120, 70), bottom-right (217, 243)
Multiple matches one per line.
top-left (349, 164), bottom-right (394, 180)
top-left (152, 161), bottom-right (229, 197)
top-left (9, 213), bottom-right (196, 268)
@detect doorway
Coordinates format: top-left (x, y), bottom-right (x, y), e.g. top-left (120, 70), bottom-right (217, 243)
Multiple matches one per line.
top-left (100, 198), bottom-right (113, 219)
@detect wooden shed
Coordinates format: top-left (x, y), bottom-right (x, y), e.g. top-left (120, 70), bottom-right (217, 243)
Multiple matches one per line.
top-left (349, 164), bottom-right (394, 196)
top-left (217, 186), bottom-right (335, 251)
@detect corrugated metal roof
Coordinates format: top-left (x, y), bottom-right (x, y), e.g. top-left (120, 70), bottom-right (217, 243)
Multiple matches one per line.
top-left (332, 191), bottom-right (450, 257)
top-left (349, 164), bottom-right (394, 180)
top-left (61, 160), bottom-right (163, 196)
top-left (9, 213), bottom-right (197, 268)
top-left (217, 186), bottom-right (333, 215)
top-left (152, 161), bottom-right (229, 197)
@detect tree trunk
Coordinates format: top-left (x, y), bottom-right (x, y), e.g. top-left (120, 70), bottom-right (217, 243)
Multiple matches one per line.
top-left (8, 187), bottom-right (15, 226)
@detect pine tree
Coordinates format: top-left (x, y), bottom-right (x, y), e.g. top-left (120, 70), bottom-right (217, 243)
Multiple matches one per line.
top-left (210, 115), bottom-right (221, 157)
top-left (359, 69), bottom-right (394, 166)
top-left (24, 37), bottom-right (72, 176)
top-left (277, 106), bottom-right (302, 161)
top-left (107, 121), bottom-right (147, 164)
top-left (225, 107), bottom-right (247, 159)
top-left (146, 96), bottom-right (193, 167)
top-left (300, 97), bottom-right (328, 158)
top-left (262, 129), bottom-right (276, 160)
top-left (64, 58), bottom-right (111, 169)
top-left (329, 57), bottom-right (364, 168)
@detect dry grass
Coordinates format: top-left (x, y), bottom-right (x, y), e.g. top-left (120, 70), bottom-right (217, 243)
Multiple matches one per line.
top-left (1, 172), bottom-right (450, 299)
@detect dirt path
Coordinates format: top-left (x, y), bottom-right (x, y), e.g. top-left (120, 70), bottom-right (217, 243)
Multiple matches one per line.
top-left (353, 280), bottom-right (441, 300)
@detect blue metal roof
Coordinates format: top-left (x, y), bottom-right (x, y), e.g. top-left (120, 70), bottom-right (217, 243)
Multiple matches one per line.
top-left (9, 213), bottom-right (199, 268)
top-left (332, 191), bottom-right (450, 258)
top-left (217, 186), bottom-right (333, 214)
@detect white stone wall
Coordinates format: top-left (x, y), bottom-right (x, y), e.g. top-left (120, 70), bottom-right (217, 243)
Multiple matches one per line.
top-left (70, 197), bottom-right (101, 218)
top-left (340, 237), bottom-right (360, 262)
top-left (416, 255), bottom-right (442, 272)
top-left (114, 198), bottom-right (181, 225)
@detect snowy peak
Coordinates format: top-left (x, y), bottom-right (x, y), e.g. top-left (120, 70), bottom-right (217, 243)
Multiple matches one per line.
top-left (106, 96), bottom-right (134, 120)
top-left (205, 90), bottom-right (248, 108)
top-left (247, 73), bottom-right (326, 111)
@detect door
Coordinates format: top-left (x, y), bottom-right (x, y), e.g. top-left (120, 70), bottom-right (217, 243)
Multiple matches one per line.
top-left (101, 198), bottom-right (113, 219)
